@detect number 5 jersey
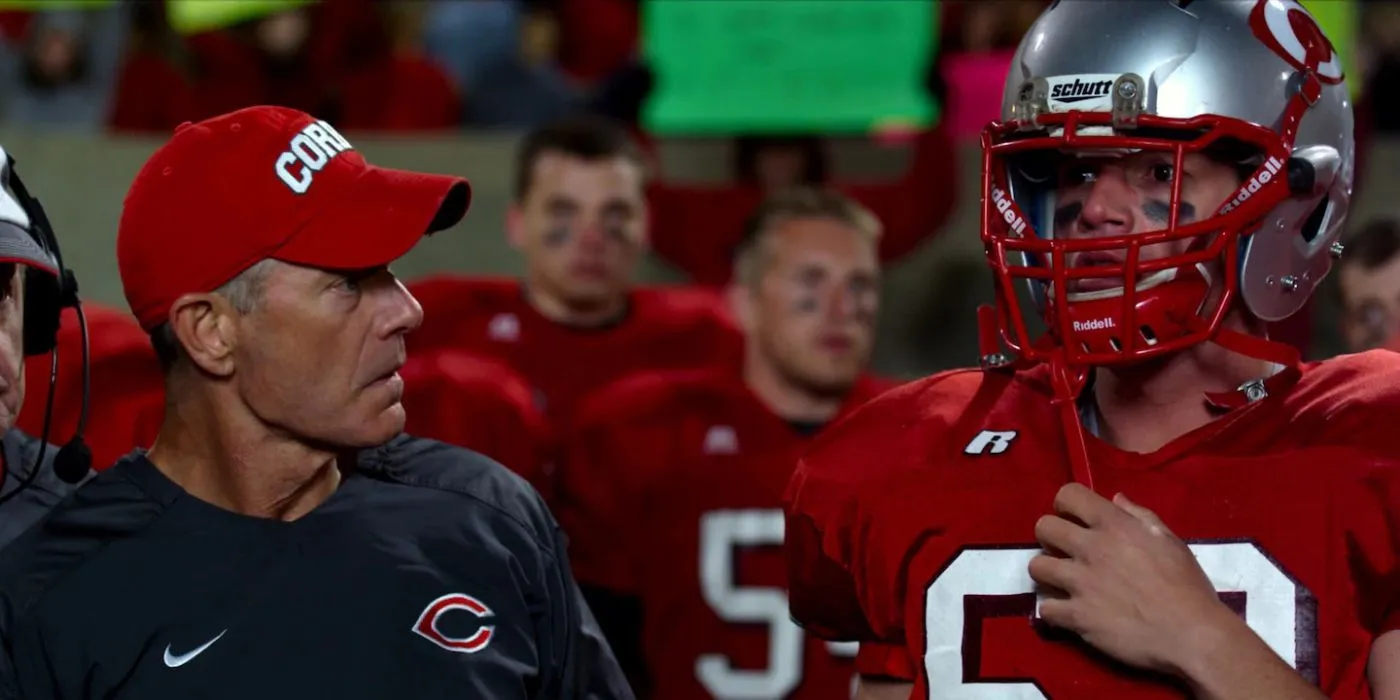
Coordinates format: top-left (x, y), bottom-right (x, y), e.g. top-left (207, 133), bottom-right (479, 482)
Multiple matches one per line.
top-left (555, 367), bottom-right (898, 700)
top-left (784, 351), bottom-right (1400, 699)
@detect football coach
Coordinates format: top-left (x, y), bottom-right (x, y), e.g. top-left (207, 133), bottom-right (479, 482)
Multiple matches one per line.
top-left (0, 106), bottom-right (633, 700)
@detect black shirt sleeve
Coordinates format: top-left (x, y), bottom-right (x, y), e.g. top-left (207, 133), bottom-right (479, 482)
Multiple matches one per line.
top-left (578, 584), bottom-right (648, 697)
top-left (541, 520), bottom-right (635, 700)
top-left (0, 637), bottom-right (17, 700)
top-left (5, 611), bottom-right (58, 700)
top-left (361, 435), bottom-right (637, 699)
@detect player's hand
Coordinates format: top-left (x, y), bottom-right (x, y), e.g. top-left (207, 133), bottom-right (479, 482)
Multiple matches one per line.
top-left (1027, 483), bottom-right (1240, 677)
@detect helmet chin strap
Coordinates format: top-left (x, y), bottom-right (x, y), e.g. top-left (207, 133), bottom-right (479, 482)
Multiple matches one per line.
top-left (980, 304), bottom-right (1097, 489)
top-left (1200, 326), bottom-right (1302, 409)
top-left (979, 305), bottom-right (1302, 494)
top-left (1048, 359), bottom-right (1095, 490)
top-left (1208, 326), bottom-right (1300, 367)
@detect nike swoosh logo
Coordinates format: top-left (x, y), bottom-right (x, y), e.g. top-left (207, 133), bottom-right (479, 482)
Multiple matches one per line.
top-left (163, 630), bottom-right (227, 668)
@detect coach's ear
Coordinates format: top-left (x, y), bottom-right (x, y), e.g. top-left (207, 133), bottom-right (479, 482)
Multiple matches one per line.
top-left (726, 280), bottom-right (757, 335)
top-left (168, 293), bottom-right (239, 378)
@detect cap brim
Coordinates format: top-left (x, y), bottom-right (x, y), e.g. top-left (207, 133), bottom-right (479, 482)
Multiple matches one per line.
top-left (0, 221), bottom-right (57, 275)
top-left (272, 166), bottom-right (472, 271)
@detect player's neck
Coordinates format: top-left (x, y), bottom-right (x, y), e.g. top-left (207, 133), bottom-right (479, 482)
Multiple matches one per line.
top-left (744, 353), bottom-right (845, 424)
top-left (1091, 335), bottom-right (1274, 454)
top-left (522, 281), bottom-right (627, 328)
top-left (146, 379), bottom-right (341, 522)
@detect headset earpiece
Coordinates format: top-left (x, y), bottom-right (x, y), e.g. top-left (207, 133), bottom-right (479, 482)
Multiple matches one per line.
top-left (22, 265), bottom-right (62, 356)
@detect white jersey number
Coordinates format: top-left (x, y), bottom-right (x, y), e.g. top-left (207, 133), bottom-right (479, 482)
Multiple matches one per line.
top-left (698, 509), bottom-right (858, 699)
top-left (922, 543), bottom-right (1317, 699)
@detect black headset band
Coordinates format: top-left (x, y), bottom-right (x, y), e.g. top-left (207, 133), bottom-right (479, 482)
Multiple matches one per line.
top-left (4, 157), bottom-right (63, 278)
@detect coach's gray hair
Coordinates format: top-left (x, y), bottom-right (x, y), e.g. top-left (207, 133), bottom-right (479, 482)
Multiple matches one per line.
top-left (148, 259), bottom-right (278, 372)
top-left (215, 259), bottom-right (275, 314)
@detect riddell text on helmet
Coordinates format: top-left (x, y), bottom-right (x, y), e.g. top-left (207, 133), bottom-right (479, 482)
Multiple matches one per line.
top-left (275, 120), bottom-right (355, 195)
top-left (991, 186), bottom-right (1028, 236)
top-left (1072, 317), bottom-right (1115, 332)
top-left (1217, 155), bottom-right (1284, 216)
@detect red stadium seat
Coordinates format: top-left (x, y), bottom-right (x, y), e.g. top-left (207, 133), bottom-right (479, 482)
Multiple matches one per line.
top-left (19, 304), bottom-right (164, 471)
top-left (400, 349), bottom-right (554, 497)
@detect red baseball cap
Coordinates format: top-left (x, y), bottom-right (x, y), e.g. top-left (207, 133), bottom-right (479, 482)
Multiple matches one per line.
top-left (117, 105), bottom-right (472, 331)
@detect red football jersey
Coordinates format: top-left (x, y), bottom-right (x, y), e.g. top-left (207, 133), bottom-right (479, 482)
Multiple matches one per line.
top-left (406, 276), bottom-right (743, 425)
top-left (400, 349), bottom-right (552, 494)
top-left (785, 351), bottom-right (1400, 699)
top-left (556, 368), bottom-right (898, 700)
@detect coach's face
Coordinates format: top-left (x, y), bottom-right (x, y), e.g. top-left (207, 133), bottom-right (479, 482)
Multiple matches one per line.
top-left (507, 152), bottom-right (646, 310)
top-left (0, 265), bottom-right (23, 432)
top-left (746, 217), bottom-right (879, 395)
top-left (235, 261), bottom-right (421, 448)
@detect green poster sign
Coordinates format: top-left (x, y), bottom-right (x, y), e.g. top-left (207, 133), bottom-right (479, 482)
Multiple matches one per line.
top-left (642, 0), bottom-right (940, 135)
top-left (167, 0), bottom-right (317, 36)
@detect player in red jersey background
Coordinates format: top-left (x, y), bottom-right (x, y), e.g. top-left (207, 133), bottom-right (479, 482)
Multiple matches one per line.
top-left (1335, 219), bottom-right (1400, 352)
top-left (556, 188), bottom-right (900, 699)
top-left (785, 1), bottom-right (1400, 699)
top-left (399, 348), bottom-right (552, 493)
top-left (407, 115), bottom-right (742, 431)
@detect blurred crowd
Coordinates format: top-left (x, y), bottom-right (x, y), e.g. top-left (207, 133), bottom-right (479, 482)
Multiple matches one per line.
top-left (0, 0), bottom-right (1042, 135)
top-left (2, 0), bottom-right (1398, 138)
top-left (5, 0), bottom-right (1400, 696)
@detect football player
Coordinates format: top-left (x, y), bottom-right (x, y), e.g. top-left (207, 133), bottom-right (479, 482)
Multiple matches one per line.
top-left (556, 187), bottom-right (898, 699)
top-left (784, 2), bottom-right (1400, 699)
top-left (1335, 218), bottom-right (1400, 351)
top-left (406, 115), bottom-right (742, 429)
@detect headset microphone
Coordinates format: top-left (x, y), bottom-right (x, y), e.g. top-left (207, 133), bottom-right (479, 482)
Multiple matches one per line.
top-left (53, 298), bottom-right (90, 484)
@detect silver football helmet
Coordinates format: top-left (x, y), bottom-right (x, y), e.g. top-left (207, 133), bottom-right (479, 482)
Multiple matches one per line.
top-left (980, 0), bottom-right (1352, 367)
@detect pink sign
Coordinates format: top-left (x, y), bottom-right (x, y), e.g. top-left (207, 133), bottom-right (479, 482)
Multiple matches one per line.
top-left (943, 49), bottom-right (1016, 142)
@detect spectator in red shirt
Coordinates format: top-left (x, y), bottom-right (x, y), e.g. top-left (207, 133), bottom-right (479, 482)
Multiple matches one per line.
top-left (113, 0), bottom-right (408, 133)
top-left (108, 1), bottom-right (200, 134)
top-left (554, 0), bottom-right (638, 86)
top-left (337, 2), bottom-right (460, 133)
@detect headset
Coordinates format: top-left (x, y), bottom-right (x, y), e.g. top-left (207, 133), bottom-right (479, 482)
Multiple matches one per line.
top-left (0, 153), bottom-right (91, 506)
